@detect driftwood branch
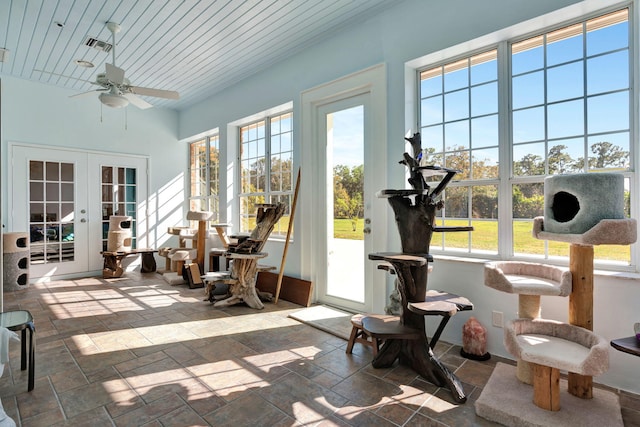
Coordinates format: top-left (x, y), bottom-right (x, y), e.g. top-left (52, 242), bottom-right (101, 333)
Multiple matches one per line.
top-left (207, 203), bottom-right (285, 309)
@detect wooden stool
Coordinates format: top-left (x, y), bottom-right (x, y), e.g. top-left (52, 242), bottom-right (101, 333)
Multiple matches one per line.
top-left (346, 314), bottom-right (390, 356)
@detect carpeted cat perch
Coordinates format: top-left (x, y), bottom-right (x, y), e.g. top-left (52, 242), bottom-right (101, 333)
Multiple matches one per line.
top-left (477, 173), bottom-right (636, 426)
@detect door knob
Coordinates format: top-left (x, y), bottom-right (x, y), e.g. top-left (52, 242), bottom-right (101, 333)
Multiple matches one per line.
top-left (80, 219), bottom-right (87, 223)
top-left (363, 227), bottom-right (371, 234)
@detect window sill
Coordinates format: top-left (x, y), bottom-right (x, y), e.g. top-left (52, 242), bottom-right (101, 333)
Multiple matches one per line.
top-left (432, 254), bottom-right (640, 281)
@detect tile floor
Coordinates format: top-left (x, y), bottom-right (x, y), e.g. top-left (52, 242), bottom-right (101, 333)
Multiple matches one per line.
top-left (0, 272), bottom-right (638, 427)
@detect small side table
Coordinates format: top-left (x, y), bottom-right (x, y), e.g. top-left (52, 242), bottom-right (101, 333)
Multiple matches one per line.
top-left (0, 310), bottom-right (35, 391)
top-left (610, 336), bottom-right (640, 357)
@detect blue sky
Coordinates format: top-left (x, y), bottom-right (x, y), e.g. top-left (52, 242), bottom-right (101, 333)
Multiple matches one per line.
top-left (330, 105), bottom-right (364, 169)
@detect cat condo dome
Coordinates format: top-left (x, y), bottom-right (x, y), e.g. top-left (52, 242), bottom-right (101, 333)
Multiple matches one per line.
top-left (534, 173), bottom-right (636, 244)
top-left (544, 173), bottom-right (624, 234)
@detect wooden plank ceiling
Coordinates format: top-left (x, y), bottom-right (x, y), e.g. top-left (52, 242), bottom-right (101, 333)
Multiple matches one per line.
top-left (0, 0), bottom-right (394, 111)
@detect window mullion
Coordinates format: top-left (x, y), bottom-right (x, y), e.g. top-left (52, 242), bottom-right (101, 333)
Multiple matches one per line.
top-left (497, 41), bottom-right (513, 258)
top-left (205, 137), bottom-right (211, 209)
top-left (265, 119), bottom-right (271, 197)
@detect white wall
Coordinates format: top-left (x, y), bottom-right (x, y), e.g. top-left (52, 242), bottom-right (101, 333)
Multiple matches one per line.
top-left (1, 76), bottom-right (184, 250)
top-left (179, 0), bottom-right (640, 395)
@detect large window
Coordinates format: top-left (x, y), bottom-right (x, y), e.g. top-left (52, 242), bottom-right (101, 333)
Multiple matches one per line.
top-left (419, 8), bottom-right (633, 268)
top-left (189, 134), bottom-right (220, 224)
top-left (421, 50), bottom-right (500, 255)
top-left (239, 112), bottom-right (293, 236)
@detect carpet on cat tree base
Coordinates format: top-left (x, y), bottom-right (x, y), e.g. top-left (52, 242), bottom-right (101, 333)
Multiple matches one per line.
top-left (475, 363), bottom-right (622, 427)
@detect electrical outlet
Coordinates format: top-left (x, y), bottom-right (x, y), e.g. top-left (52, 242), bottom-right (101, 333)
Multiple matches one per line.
top-left (492, 311), bottom-right (503, 328)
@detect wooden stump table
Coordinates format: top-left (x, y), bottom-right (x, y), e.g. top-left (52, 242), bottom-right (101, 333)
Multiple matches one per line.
top-left (101, 249), bottom-right (157, 278)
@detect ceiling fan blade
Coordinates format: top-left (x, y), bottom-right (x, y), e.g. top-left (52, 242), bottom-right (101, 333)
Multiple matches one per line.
top-left (128, 86), bottom-right (179, 100)
top-left (69, 89), bottom-right (107, 98)
top-left (34, 69), bottom-right (100, 86)
top-left (105, 63), bottom-right (125, 85)
top-left (123, 93), bottom-right (153, 109)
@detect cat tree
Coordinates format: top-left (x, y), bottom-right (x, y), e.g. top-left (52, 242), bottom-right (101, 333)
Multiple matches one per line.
top-left (362, 133), bottom-right (473, 403)
top-left (477, 173), bottom-right (636, 426)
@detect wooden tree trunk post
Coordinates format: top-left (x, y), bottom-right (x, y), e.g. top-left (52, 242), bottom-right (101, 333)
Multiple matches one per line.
top-left (568, 243), bottom-right (594, 398)
top-left (216, 254), bottom-right (264, 309)
top-left (533, 363), bottom-right (561, 411)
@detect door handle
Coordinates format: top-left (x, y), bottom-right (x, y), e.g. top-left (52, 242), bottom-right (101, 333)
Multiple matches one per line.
top-left (80, 218), bottom-right (87, 223)
top-left (363, 227), bottom-right (371, 234)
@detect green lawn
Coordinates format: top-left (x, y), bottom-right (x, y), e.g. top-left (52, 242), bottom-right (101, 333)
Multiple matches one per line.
top-left (331, 217), bottom-right (629, 263)
top-left (334, 218), bottom-right (364, 239)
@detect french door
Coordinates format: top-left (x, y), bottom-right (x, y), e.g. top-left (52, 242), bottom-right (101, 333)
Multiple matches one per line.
top-left (301, 64), bottom-right (387, 314)
top-left (10, 144), bottom-right (148, 280)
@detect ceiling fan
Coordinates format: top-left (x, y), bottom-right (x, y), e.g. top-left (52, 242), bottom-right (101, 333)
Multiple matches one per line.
top-left (40, 22), bottom-right (179, 109)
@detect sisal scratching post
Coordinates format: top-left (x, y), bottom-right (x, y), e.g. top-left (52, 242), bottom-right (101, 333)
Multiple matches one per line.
top-left (186, 210), bottom-right (214, 274)
top-left (517, 294), bottom-right (541, 384)
top-left (519, 294), bottom-right (541, 319)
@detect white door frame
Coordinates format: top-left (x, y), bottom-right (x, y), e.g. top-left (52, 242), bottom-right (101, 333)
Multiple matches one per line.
top-left (301, 63), bottom-right (388, 314)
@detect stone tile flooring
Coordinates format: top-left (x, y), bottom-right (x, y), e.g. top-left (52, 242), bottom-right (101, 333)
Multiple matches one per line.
top-left (0, 272), bottom-right (638, 426)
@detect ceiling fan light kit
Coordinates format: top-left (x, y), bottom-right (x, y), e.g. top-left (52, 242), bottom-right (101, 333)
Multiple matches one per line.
top-left (99, 92), bottom-right (129, 108)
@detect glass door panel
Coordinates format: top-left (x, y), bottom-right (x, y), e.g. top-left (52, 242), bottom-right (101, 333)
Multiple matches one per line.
top-left (28, 160), bottom-right (76, 264)
top-left (326, 105), bottom-right (365, 303)
top-left (101, 166), bottom-right (138, 251)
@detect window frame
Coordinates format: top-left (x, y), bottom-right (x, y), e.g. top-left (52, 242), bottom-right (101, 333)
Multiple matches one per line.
top-left (237, 110), bottom-right (294, 238)
top-left (412, 2), bottom-right (636, 271)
